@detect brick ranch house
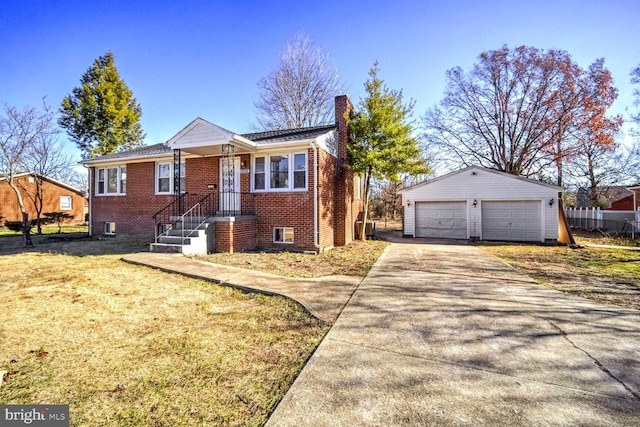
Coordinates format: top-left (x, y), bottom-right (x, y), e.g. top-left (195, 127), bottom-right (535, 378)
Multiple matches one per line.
top-left (0, 173), bottom-right (85, 227)
top-left (82, 95), bottom-right (363, 253)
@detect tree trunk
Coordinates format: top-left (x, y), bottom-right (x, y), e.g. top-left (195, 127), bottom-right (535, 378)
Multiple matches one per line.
top-left (7, 179), bottom-right (33, 247)
top-left (360, 170), bottom-right (372, 241)
top-left (22, 212), bottom-right (33, 248)
top-left (556, 138), bottom-right (563, 187)
top-left (587, 155), bottom-right (598, 207)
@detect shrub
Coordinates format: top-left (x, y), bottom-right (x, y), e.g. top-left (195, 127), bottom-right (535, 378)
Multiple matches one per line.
top-left (4, 221), bottom-right (29, 233)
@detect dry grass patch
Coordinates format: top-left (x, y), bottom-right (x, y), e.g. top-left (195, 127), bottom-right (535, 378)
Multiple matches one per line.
top-left (197, 240), bottom-right (388, 278)
top-left (0, 250), bottom-right (328, 426)
top-left (572, 229), bottom-right (640, 248)
top-left (481, 243), bottom-right (640, 310)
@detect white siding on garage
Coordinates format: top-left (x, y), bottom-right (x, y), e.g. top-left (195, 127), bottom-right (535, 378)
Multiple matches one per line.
top-left (401, 166), bottom-right (560, 241)
top-left (482, 201), bottom-right (542, 242)
top-left (415, 201), bottom-right (467, 238)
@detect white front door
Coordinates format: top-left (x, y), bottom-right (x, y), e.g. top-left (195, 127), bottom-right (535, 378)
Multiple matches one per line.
top-left (219, 157), bottom-right (241, 214)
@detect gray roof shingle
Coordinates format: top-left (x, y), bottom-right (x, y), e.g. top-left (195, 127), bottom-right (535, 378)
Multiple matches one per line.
top-left (242, 124), bottom-right (336, 144)
top-left (85, 124), bottom-right (336, 163)
top-left (87, 143), bottom-right (171, 162)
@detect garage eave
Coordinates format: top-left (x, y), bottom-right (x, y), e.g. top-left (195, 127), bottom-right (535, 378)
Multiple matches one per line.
top-left (401, 166), bottom-right (562, 193)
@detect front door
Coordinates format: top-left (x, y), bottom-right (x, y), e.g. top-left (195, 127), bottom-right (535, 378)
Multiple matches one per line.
top-left (219, 157), bottom-right (241, 214)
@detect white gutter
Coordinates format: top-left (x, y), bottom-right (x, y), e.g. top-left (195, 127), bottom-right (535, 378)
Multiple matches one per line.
top-left (311, 142), bottom-right (321, 251)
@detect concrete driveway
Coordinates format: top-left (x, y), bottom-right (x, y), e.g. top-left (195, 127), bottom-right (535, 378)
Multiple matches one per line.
top-left (267, 241), bottom-right (640, 426)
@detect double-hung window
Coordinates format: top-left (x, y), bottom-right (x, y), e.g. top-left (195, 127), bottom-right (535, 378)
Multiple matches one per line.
top-left (96, 165), bottom-right (126, 195)
top-left (156, 161), bottom-right (185, 194)
top-left (254, 157), bottom-right (265, 190)
top-left (252, 152), bottom-right (307, 191)
top-left (293, 153), bottom-right (306, 189)
top-left (270, 155), bottom-right (289, 189)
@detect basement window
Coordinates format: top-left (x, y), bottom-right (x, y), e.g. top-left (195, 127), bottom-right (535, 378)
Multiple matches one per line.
top-left (104, 222), bottom-right (116, 236)
top-left (273, 227), bottom-right (294, 244)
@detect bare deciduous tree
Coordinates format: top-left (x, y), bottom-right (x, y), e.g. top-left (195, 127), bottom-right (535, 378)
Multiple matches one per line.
top-left (424, 46), bottom-right (620, 184)
top-left (20, 135), bottom-right (76, 233)
top-left (0, 102), bottom-right (57, 246)
top-left (254, 32), bottom-right (344, 130)
top-left (631, 65), bottom-right (640, 126)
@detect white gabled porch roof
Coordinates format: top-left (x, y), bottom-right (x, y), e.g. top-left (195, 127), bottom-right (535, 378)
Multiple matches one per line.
top-left (167, 117), bottom-right (258, 156)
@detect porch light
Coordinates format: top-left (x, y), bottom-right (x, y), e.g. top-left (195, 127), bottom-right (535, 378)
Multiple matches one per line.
top-left (473, 199), bottom-right (478, 207)
top-left (406, 200), bottom-right (411, 207)
top-left (549, 198), bottom-right (555, 207)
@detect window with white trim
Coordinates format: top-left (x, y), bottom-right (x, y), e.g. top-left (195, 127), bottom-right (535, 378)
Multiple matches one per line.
top-left (104, 222), bottom-right (116, 235)
top-left (273, 227), bottom-right (294, 244)
top-left (156, 161), bottom-right (185, 194)
top-left (252, 152), bottom-right (307, 191)
top-left (96, 166), bottom-right (126, 195)
top-left (60, 196), bottom-right (72, 210)
top-left (254, 157), bottom-right (265, 190)
top-left (270, 154), bottom-right (289, 189)
top-left (293, 153), bottom-right (306, 189)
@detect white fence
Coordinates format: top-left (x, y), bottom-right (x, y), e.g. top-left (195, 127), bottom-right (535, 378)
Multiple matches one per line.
top-left (565, 207), bottom-right (640, 237)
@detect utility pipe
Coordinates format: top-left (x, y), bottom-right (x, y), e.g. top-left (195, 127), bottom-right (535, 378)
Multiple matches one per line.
top-left (86, 165), bottom-right (92, 237)
top-left (311, 142), bottom-right (321, 251)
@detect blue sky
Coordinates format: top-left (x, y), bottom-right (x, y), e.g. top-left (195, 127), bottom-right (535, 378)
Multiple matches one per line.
top-left (2, 0), bottom-right (639, 162)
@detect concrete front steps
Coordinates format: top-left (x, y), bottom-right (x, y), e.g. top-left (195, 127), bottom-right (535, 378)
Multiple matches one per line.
top-left (149, 220), bottom-right (209, 256)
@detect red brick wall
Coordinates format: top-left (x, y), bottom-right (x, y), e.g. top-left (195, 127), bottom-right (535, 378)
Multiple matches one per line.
top-left (185, 157), bottom-right (218, 194)
top-left (214, 218), bottom-right (257, 253)
top-left (254, 191), bottom-right (315, 250)
top-left (91, 162), bottom-right (173, 237)
top-left (317, 149), bottom-right (336, 248)
top-left (0, 176), bottom-right (85, 226)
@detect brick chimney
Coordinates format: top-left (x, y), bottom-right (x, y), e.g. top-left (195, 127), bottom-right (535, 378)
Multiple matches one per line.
top-left (333, 94), bottom-right (358, 246)
top-left (334, 94), bottom-right (353, 163)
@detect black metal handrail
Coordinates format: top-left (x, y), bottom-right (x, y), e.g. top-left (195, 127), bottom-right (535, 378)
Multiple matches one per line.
top-left (153, 192), bottom-right (257, 241)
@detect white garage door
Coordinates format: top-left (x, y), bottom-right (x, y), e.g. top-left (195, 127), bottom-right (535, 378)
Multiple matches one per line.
top-left (415, 201), bottom-right (467, 239)
top-left (482, 201), bottom-right (541, 242)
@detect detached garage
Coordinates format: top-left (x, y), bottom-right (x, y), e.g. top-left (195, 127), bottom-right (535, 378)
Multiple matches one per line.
top-left (401, 166), bottom-right (561, 243)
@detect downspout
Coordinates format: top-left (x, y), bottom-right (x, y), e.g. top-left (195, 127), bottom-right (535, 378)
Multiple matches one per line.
top-left (311, 142), bottom-right (321, 251)
top-left (86, 165), bottom-right (92, 237)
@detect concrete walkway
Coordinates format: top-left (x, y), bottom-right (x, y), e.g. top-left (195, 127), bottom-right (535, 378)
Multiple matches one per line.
top-left (122, 252), bottom-right (361, 323)
top-left (266, 242), bottom-right (640, 426)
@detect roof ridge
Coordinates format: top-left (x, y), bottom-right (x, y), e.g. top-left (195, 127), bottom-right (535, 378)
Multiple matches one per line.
top-left (242, 124), bottom-right (336, 138)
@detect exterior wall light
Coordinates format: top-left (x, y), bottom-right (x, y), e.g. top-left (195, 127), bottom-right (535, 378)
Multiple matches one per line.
top-left (473, 199), bottom-right (478, 207)
top-left (549, 198), bottom-right (555, 206)
top-left (406, 200), bottom-right (411, 207)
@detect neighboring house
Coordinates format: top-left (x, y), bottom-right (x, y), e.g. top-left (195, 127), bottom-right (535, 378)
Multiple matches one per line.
top-left (82, 95), bottom-right (362, 253)
top-left (623, 185), bottom-right (640, 211)
top-left (0, 173), bottom-right (86, 227)
top-left (576, 185), bottom-right (633, 209)
top-left (608, 194), bottom-right (635, 210)
top-left (401, 166), bottom-right (561, 243)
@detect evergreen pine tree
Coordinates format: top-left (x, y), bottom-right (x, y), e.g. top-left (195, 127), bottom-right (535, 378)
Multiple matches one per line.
top-left (348, 63), bottom-right (430, 240)
top-left (59, 52), bottom-right (144, 158)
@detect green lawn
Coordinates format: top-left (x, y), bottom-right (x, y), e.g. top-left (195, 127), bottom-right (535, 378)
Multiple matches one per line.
top-left (0, 224), bottom-right (88, 236)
